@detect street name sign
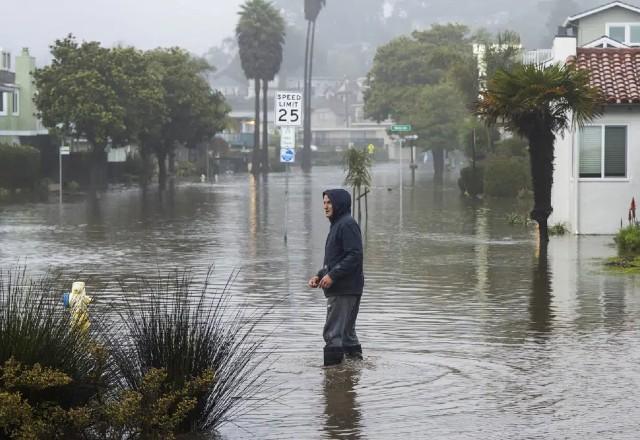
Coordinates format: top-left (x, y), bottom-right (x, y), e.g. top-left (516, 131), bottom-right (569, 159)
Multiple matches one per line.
top-left (280, 126), bottom-right (296, 148)
top-left (391, 124), bottom-right (412, 132)
top-left (59, 146), bottom-right (70, 155)
top-left (280, 148), bottom-right (295, 163)
top-left (275, 91), bottom-right (303, 126)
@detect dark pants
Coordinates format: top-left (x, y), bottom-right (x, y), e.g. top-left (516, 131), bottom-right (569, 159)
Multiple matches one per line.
top-left (323, 296), bottom-right (362, 365)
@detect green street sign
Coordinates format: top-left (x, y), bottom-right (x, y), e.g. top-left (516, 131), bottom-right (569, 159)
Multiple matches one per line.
top-left (391, 124), bottom-right (412, 132)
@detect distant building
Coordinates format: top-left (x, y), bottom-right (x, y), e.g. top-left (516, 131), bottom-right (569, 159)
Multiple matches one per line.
top-left (0, 48), bottom-right (48, 144)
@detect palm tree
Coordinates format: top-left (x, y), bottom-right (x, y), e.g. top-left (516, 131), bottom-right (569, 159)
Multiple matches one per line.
top-left (477, 63), bottom-right (602, 243)
top-left (259, 4), bottom-right (286, 172)
top-left (302, 0), bottom-right (326, 172)
top-left (344, 146), bottom-right (372, 223)
top-left (237, 0), bottom-right (267, 175)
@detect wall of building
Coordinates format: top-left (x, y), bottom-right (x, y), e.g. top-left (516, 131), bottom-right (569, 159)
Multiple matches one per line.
top-left (552, 107), bottom-right (640, 234)
top-left (577, 7), bottom-right (640, 46)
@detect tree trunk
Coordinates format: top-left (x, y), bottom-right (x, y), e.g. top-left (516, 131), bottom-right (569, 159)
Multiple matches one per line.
top-left (251, 79), bottom-right (261, 176)
top-left (140, 146), bottom-right (153, 187)
top-left (432, 147), bottom-right (445, 184)
top-left (158, 150), bottom-right (167, 191)
top-left (302, 20), bottom-right (314, 172)
top-left (262, 78), bottom-right (269, 173)
top-left (528, 130), bottom-right (555, 244)
top-left (90, 145), bottom-right (107, 192)
top-left (168, 151), bottom-right (176, 179)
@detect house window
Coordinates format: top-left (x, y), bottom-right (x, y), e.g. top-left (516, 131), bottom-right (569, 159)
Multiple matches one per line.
top-left (0, 92), bottom-right (6, 116)
top-left (607, 23), bottom-right (640, 44)
top-left (11, 91), bottom-right (19, 115)
top-left (579, 125), bottom-right (627, 178)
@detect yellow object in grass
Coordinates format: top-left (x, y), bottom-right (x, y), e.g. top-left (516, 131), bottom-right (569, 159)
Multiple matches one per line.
top-left (69, 282), bottom-right (92, 333)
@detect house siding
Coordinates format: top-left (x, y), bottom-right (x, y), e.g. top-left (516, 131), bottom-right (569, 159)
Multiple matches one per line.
top-left (577, 7), bottom-right (640, 46)
top-left (551, 107), bottom-right (640, 234)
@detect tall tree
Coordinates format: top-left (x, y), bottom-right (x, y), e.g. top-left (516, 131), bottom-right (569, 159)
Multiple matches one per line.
top-left (258, 3), bottom-right (286, 171)
top-left (34, 36), bottom-right (148, 190)
top-left (364, 24), bottom-right (473, 180)
top-left (301, 0), bottom-right (326, 172)
top-left (237, 0), bottom-right (268, 175)
top-left (143, 48), bottom-right (229, 190)
top-left (476, 64), bottom-right (601, 243)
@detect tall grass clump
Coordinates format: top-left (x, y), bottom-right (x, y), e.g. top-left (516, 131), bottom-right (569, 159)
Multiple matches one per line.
top-left (614, 224), bottom-right (640, 256)
top-left (0, 267), bottom-right (99, 409)
top-left (103, 268), bottom-right (272, 434)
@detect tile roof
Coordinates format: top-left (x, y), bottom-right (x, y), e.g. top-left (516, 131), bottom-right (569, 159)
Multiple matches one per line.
top-left (572, 48), bottom-right (640, 104)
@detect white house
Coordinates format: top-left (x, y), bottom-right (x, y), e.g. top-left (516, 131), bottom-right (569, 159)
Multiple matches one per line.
top-left (550, 1), bottom-right (640, 234)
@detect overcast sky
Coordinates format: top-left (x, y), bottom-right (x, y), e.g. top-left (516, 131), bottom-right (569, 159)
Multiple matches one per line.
top-left (2, 0), bottom-right (246, 64)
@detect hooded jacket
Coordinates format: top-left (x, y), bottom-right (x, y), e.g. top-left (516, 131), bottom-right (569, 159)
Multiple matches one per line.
top-left (317, 189), bottom-right (364, 297)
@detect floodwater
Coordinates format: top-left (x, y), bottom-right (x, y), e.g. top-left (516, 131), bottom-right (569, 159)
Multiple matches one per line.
top-left (1, 163), bottom-right (639, 439)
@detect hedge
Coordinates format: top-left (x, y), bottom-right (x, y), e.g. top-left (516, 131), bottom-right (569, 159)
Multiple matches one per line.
top-left (0, 143), bottom-right (41, 190)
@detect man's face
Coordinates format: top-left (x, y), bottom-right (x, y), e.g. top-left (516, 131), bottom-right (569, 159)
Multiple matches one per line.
top-left (323, 195), bottom-right (333, 219)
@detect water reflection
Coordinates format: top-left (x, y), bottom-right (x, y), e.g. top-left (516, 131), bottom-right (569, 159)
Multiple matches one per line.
top-left (323, 365), bottom-right (363, 440)
top-left (529, 246), bottom-right (554, 336)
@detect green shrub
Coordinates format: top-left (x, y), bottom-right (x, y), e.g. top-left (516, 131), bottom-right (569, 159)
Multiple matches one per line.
top-left (484, 156), bottom-right (530, 198)
top-left (458, 165), bottom-right (484, 196)
top-left (0, 143), bottom-right (41, 190)
top-left (549, 223), bottom-right (569, 236)
top-left (0, 268), bottom-right (99, 410)
top-left (614, 224), bottom-right (640, 255)
top-left (176, 161), bottom-right (198, 178)
top-left (104, 269), bottom-right (270, 433)
top-left (494, 136), bottom-right (529, 157)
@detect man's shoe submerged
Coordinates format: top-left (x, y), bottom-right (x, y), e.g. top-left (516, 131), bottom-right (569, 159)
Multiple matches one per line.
top-left (324, 346), bottom-right (344, 366)
top-left (344, 344), bottom-right (363, 360)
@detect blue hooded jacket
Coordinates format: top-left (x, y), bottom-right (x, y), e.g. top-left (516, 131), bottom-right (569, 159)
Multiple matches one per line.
top-left (317, 189), bottom-right (364, 297)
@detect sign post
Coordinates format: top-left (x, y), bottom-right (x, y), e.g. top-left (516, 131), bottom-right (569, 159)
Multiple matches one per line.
top-left (275, 92), bottom-right (303, 243)
top-left (59, 146), bottom-right (70, 205)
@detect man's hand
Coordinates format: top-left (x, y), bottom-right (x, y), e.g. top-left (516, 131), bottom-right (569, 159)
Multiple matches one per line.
top-left (318, 275), bottom-right (333, 289)
top-left (308, 276), bottom-right (320, 288)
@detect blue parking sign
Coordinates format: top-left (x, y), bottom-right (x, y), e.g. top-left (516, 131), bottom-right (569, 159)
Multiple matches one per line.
top-left (280, 148), bottom-right (295, 163)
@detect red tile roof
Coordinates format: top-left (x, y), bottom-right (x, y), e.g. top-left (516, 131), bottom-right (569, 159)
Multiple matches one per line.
top-left (572, 48), bottom-right (640, 104)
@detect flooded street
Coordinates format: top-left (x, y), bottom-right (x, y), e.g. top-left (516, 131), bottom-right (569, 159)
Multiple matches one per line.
top-left (1, 163), bottom-right (639, 439)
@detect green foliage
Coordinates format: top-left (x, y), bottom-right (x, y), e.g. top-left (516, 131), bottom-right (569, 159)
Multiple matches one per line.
top-left (484, 156), bottom-right (530, 198)
top-left (506, 212), bottom-right (534, 227)
top-left (344, 147), bottom-right (372, 191)
top-left (614, 224), bottom-right (640, 256)
top-left (175, 161), bottom-right (198, 178)
top-left (0, 268), bottom-right (98, 410)
top-left (0, 358), bottom-right (211, 440)
top-left (237, 0), bottom-right (285, 81)
top-left (365, 24), bottom-right (473, 123)
top-left (549, 223), bottom-right (569, 236)
top-left (458, 165), bottom-right (484, 197)
top-left (494, 136), bottom-right (528, 157)
top-left (0, 267), bottom-right (270, 438)
top-left (104, 270), bottom-right (269, 433)
top-left (0, 144), bottom-right (41, 190)
top-left (477, 63), bottom-right (603, 140)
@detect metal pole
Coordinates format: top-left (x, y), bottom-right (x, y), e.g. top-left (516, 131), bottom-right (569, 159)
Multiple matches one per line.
top-left (399, 137), bottom-right (403, 227)
top-left (59, 148), bottom-right (62, 205)
top-left (284, 163), bottom-right (289, 243)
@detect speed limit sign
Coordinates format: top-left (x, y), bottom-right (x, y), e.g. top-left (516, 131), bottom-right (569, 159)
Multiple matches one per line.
top-left (275, 91), bottom-right (303, 126)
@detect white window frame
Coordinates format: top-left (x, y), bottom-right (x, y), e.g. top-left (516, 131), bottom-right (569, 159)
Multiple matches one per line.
top-left (11, 90), bottom-right (19, 116)
top-left (579, 124), bottom-right (628, 180)
top-left (606, 23), bottom-right (640, 45)
top-left (0, 92), bottom-right (7, 116)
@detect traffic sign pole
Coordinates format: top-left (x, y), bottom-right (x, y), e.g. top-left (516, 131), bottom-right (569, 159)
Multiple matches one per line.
top-left (58, 145), bottom-right (70, 205)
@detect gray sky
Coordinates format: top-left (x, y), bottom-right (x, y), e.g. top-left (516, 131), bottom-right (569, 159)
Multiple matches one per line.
top-left (2, 0), bottom-right (245, 64)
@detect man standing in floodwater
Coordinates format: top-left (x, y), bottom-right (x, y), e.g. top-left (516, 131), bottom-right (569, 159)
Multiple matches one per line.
top-left (308, 189), bottom-right (364, 366)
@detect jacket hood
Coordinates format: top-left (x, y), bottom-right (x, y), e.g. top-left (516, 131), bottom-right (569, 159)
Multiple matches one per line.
top-left (323, 189), bottom-right (351, 222)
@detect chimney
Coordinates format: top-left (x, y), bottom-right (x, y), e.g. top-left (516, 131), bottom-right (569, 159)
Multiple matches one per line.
top-left (552, 33), bottom-right (577, 65)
